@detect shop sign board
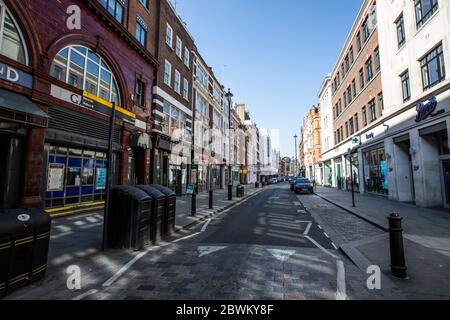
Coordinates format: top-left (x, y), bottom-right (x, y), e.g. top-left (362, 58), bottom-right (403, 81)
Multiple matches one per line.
top-left (415, 96), bottom-right (444, 122)
top-left (0, 62), bottom-right (33, 89)
top-left (50, 84), bottom-right (137, 125)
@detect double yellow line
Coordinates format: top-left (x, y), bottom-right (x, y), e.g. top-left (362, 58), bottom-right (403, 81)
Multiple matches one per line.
top-left (46, 201), bottom-right (105, 218)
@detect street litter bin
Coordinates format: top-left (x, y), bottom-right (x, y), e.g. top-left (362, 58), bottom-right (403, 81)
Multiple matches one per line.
top-left (107, 186), bottom-right (152, 251)
top-left (0, 208), bottom-right (51, 298)
top-left (150, 185), bottom-right (177, 236)
top-left (255, 182), bottom-right (260, 188)
top-left (137, 185), bottom-right (166, 243)
top-left (236, 185), bottom-right (244, 198)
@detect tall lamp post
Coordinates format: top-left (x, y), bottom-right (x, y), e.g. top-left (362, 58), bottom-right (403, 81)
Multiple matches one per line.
top-left (348, 148), bottom-right (356, 207)
top-left (102, 101), bottom-right (116, 251)
top-left (225, 89), bottom-right (233, 201)
top-left (294, 134), bottom-right (298, 176)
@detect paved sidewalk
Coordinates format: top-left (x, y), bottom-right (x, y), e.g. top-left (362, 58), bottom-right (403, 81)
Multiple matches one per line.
top-left (314, 186), bottom-right (450, 299)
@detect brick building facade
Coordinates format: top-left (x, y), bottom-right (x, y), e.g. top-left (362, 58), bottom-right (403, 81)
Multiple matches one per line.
top-left (0, 0), bottom-right (156, 210)
top-left (150, 0), bottom-right (195, 195)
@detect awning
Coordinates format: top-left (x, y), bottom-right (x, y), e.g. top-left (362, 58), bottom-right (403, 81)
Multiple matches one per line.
top-left (130, 132), bottom-right (151, 149)
top-left (0, 89), bottom-right (48, 118)
top-left (0, 89), bottom-right (48, 127)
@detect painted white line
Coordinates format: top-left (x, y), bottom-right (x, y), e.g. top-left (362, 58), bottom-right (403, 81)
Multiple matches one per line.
top-left (293, 201), bottom-right (301, 206)
top-left (305, 235), bottom-right (339, 260)
top-left (173, 232), bottom-right (201, 243)
top-left (324, 232), bottom-right (330, 239)
top-left (103, 249), bottom-right (153, 287)
top-left (332, 242), bottom-right (339, 250)
top-left (336, 260), bottom-right (347, 300)
top-left (318, 225), bottom-right (322, 230)
top-left (304, 235), bottom-right (346, 301)
top-left (72, 289), bottom-right (98, 300)
top-left (50, 231), bottom-right (73, 240)
top-left (303, 222), bottom-right (313, 236)
top-left (198, 246), bottom-right (227, 257)
top-left (201, 219), bottom-right (212, 232)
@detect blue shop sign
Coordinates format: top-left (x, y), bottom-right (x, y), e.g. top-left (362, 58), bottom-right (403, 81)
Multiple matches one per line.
top-left (415, 96), bottom-right (445, 122)
top-left (0, 62), bottom-right (33, 89)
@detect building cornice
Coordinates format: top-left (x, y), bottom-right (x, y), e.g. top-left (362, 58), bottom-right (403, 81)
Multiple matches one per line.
top-left (84, 0), bottom-right (159, 68)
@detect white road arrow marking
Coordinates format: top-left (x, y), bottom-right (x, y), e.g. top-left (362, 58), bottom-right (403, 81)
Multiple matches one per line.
top-left (197, 246), bottom-right (227, 257)
top-left (267, 249), bottom-right (296, 262)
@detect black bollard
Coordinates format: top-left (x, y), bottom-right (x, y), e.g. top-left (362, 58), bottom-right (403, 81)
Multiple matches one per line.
top-left (387, 213), bottom-right (407, 279)
top-left (191, 192), bottom-right (196, 216)
top-left (209, 190), bottom-right (213, 209)
top-left (228, 184), bottom-right (233, 201)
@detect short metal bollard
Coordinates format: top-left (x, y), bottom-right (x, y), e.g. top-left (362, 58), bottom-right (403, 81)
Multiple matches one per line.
top-left (228, 184), bottom-right (233, 201)
top-left (191, 193), bottom-right (196, 216)
top-left (209, 190), bottom-right (213, 209)
top-left (387, 213), bottom-right (408, 279)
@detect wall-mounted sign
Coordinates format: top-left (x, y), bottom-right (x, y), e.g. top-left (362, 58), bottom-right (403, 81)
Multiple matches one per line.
top-left (50, 84), bottom-right (137, 125)
top-left (351, 136), bottom-right (361, 146)
top-left (96, 167), bottom-right (107, 190)
top-left (47, 163), bottom-right (65, 191)
top-left (0, 62), bottom-right (33, 89)
top-left (415, 96), bottom-right (444, 122)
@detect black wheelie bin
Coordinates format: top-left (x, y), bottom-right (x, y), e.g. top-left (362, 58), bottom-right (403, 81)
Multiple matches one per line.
top-left (0, 208), bottom-right (51, 298)
top-left (137, 185), bottom-right (166, 244)
top-left (149, 185), bottom-right (176, 236)
top-left (107, 186), bottom-right (152, 251)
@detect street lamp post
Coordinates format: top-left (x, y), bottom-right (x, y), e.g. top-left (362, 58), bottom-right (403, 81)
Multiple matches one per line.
top-left (348, 148), bottom-right (355, 207)
top-left (294, 134), bottom-right (298, 176)
top-left (225, 89), bottom-right (233, 201)
top-left (102, 102), bottom-right (116, 251)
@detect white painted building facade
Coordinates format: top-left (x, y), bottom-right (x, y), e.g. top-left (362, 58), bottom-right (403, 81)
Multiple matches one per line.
top-left (375, 0), bottom-right (450, 208)
top-left (318, 75), bottom-right (334, 186)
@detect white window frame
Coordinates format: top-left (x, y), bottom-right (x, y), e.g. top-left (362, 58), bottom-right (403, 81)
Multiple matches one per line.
top-left (184, 47), bottom-right (190, 67)
top-left (166, 23), bottom-right (173, 48)
top-left (183, 78), bottom-right (189, 100)
top-left (174, 69), bottom-right (181, 94)
top-left (176, 36), bottom-right (182, 59)
top-left (164, 60), bottom-right (172, 86)
top-left (0, 1), bottom-right (29, 65)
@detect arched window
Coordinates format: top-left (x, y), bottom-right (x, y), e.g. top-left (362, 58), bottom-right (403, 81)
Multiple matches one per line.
top-left (51, 45), bottom-right (121, 105)
top-left (0, 1), bottom-right (28, 65)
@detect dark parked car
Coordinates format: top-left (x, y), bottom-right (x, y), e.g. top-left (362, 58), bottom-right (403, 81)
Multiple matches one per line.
top-left (290, 177), bottom-right (301, 191)
top-left (294, 178), bottom-right (314, 194)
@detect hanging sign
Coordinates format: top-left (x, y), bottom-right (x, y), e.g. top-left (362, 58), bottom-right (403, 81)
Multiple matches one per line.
top-left (47, 163), bottom-right (65, 191)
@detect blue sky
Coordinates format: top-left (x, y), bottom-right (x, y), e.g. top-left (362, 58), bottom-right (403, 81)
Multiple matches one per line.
top-left (173, 0), bottom-right (363, 156)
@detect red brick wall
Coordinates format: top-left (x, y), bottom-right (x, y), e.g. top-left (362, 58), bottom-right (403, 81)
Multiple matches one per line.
top-left (1, 0), bottom-right (159, 207)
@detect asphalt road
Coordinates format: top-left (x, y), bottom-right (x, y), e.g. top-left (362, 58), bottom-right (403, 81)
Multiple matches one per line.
top-left (7, 183), bottom-right (380, 300)
top-left (73, 184), bottom-right (376, 300)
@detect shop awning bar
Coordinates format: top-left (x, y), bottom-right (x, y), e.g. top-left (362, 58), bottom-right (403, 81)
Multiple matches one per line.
top-left (0, 89), bottom-right (48, 127)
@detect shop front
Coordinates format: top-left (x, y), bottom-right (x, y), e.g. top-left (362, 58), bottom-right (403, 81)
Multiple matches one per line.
top-left (345, 152), bottom-right (360, 192)
top-left (334, 157), bottom-right (344, 190)
top-left (362, 143), bottom-right (388, 195)
top-left (323, 161), bottom-right (333, 187)
top-left (0, 89), bottom-right (48, 209)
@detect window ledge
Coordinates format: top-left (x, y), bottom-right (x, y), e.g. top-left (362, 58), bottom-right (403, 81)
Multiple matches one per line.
top-left (414, 9), bottom-right (440, 38)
